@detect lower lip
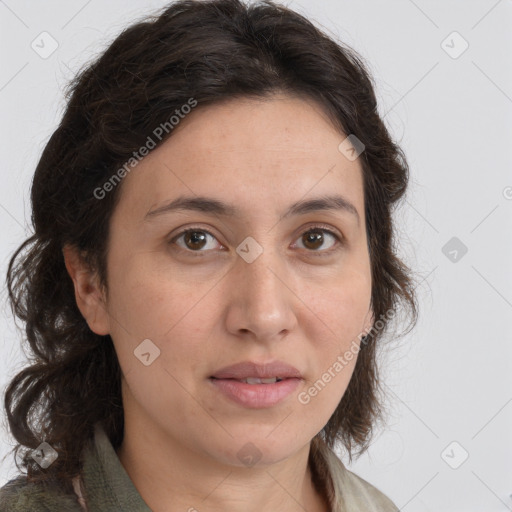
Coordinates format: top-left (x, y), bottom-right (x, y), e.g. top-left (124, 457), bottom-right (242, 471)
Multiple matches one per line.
top-left (209, 377), bottom-right (302, 408)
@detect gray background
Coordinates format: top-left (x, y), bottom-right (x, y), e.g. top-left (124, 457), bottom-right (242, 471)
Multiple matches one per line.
top-left (1, 1), bottom-right (511, 510)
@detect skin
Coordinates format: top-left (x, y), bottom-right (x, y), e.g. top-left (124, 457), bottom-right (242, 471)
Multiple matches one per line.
top-left (64, 93), bottom-right (374, 512)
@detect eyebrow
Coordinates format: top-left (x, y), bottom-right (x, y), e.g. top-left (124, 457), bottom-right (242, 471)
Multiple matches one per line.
top-left (144, 194), bottom-right (360, 226)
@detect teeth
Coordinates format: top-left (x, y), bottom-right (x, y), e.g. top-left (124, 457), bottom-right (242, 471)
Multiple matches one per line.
top-left (242, 377), bottom-right (280, 384)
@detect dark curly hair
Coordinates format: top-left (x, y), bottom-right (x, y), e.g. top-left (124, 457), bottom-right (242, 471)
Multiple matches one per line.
top-left (2, 0), bottom-right (418, 488)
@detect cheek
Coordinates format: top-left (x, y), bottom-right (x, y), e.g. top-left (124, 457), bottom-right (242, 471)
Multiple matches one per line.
top-left (105, 254), bottom-right (220, 384)
top-left (302, 266), bottom-right (371, 343)
top-left (106, 264), bottom-right (211, 433)
top-left (295, 350), bottom-right (358, 438)
top-left (295, 266), bottom-right (370, 410)
top-left (105, 247), bottom-right (193, 335)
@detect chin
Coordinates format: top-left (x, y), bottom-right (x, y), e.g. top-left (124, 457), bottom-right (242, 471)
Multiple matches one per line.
top-left (211, 432), bottom-right (310, 469)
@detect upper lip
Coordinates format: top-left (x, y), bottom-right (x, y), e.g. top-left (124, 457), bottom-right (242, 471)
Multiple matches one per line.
top-left (210, 361), bottom-right (302, 380)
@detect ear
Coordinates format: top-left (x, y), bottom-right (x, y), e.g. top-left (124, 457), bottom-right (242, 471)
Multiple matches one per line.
top-left (62, 244), bottom-right (110, 336)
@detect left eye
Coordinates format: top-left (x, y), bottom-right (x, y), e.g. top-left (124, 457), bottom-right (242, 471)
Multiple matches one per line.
top-left (171, 226), bottom-right (342, 254)
top-left (293, 228), bottom-right (340, 252)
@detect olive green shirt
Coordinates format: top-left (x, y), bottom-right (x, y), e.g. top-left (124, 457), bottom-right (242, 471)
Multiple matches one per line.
top-left (0, 423), bottom-right (399, 511)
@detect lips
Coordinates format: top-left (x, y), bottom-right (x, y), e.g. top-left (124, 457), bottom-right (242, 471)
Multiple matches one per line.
top-left (210, 360), bottom-right (302, 381)
top-left (209, 361), bottom-right (303, 408)
top-left (210, 377), bottom-right (301, 408)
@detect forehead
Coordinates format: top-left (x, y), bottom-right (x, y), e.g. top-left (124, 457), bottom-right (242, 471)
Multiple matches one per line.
top-left (113, 94), bottom-right (365, 223)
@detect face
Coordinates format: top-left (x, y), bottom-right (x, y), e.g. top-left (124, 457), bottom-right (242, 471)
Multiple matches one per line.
top-left (82, 94), bottom-right (373, 467)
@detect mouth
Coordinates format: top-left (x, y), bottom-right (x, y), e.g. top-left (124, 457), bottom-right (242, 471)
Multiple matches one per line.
top-left (209, 361), bottom-right (303, 408)
top-left (210, 376), bottom-right (285, 384)
top-left (209, 377), bottom-right (302, 408)
top-left (210, 360), bottom-right (302, 380)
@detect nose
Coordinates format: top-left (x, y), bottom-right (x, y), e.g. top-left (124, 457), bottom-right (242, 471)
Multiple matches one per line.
top-left (224, 242), bottom-right (298, 344)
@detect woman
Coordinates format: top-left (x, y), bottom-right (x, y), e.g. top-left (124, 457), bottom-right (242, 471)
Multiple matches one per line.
top-left (0, 0), bottom-right (417, 510)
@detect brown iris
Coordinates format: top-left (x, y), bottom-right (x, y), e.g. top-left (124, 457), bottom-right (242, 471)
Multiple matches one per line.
top-left (183, 231), bottom-right (208, 250)
top-left (302, 230), bottom-right (324, 250)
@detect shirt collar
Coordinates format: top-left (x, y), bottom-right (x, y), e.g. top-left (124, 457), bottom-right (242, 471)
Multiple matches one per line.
top-left (80, 422), bottom-right (152, 511)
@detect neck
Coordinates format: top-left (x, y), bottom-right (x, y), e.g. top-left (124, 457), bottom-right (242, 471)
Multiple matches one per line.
top-left (116, 415), bottom-right (329, 512)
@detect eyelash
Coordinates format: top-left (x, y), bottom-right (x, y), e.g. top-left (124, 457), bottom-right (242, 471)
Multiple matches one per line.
top-left (170, 224), bottom-right (344, 258)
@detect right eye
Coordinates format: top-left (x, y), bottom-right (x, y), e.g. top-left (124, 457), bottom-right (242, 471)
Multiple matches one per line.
top-left (170, 227), bottom-right (224, 255)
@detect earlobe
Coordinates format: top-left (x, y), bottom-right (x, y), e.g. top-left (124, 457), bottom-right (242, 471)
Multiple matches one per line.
top-left (62, 244), bottom-right (110, 336)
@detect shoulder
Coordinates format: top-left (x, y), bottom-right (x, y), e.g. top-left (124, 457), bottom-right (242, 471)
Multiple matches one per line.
top-left (319, 444), bottom-right (399, 511)
top-left (0, 475), bottom-right (82, 511)
top-left (340, 466), bottom-right (399, 511)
